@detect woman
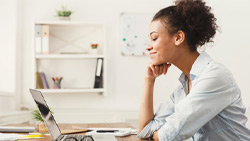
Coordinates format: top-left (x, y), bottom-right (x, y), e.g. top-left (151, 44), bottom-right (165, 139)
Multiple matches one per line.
top-left (138, 0), bottom-right (250, 141)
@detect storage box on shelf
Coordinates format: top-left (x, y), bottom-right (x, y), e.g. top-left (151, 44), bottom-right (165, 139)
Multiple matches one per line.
top-left (32, 21), bottom-right (107, 95)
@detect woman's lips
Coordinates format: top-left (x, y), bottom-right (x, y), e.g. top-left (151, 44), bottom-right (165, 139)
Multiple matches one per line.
top-left (149, 52), bottom-right (157, 56)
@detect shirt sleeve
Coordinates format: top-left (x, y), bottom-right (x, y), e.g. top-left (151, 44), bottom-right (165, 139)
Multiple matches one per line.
top-left (137, 92), bottom-right (175, 139)
top-left (158, 68), bottom-right (239, 141)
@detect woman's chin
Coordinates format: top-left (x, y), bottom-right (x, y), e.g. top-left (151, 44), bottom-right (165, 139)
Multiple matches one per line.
top-left (150, 56), bottom-right (168, 65)
top-left (152, 60), bottom-right (166, 66)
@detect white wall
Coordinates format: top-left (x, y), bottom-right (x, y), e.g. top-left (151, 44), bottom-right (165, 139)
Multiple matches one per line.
top-left (20, 0), bottom-right (250, 122)
top-left (0, 0), bottom-right (22, 112)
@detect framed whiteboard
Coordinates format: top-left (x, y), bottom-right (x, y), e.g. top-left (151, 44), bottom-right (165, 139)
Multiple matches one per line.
top-left (120, 13), bottom-right (154, 56)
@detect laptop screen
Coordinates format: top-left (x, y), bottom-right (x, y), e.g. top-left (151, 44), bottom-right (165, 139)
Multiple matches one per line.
top-left (29, 89), bottom-right (61, 140)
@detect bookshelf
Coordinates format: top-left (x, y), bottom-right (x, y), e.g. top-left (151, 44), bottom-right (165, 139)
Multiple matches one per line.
top-left (35, 54), bottom-right (105, 59)
top-left (32, 21), bottom-right (107, 95)
top-left (36, 88), bottom-right (105, 94)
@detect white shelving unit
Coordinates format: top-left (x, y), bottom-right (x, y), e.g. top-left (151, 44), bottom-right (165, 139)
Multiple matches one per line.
top-left (36, 88), bottom-right (105, 94)
top-left (32, 21), bottom-right (107, 95)
top-left (35, 54), bottom-right (105, 59)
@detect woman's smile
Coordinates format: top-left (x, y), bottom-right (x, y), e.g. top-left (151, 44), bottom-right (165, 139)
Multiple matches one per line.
top-left (149, 51), bottom-right (157, 56)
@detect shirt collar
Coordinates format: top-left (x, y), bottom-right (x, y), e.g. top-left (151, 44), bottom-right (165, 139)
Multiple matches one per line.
top-left (179, 52), bottom-right (212, 83)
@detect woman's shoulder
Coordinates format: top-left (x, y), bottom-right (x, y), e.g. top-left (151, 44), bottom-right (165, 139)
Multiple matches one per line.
top-left (192, 60), bottom-right (240, 101)
top-left (196, 60), bottom-right (238, 90)
top-left (202, 60), bottom-right (233, 79)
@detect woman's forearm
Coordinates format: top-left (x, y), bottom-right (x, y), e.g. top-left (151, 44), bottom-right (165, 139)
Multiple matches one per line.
top-left (138, 77), bottom-right (155, 133)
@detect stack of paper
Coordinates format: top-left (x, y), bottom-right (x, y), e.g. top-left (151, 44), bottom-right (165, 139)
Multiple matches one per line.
top-left (0, 126), bottom-right (35, 133)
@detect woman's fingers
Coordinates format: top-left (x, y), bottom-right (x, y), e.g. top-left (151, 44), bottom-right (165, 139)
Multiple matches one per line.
top-left (155, 65), bottom-right (159, 76)
top-left (159, 64), bottom-right (164, 75)
top-left (148, 63), bottom-right (171, 77)
top-left (150, 64), bottom-right (156, 76)
top-left (154, 64), bottom-right (166, 76)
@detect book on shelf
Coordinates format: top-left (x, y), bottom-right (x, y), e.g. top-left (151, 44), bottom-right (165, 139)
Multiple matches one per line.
top-left (39, 72), bottom-right (49, 89)
top-left (35, 25), bottom-right (42, 54)
top-left (41, 25), bottom-right (49, 54)
top-left (94, 58), bottom-right (103, 88)
top-left (36, 72), bottom-right (49, 89)
top-left (36, 72), bottom-right (43, 89)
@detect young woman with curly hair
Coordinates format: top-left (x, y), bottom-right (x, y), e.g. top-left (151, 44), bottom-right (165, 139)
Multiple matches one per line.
top-left (138, 0), bottom-right (250, 140)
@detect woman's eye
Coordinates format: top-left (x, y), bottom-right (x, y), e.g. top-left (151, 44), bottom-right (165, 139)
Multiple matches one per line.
top-left (152, 38), bottom-right (157, 41)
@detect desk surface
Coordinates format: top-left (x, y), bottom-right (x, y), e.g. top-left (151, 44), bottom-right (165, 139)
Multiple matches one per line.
top-left (6, 122), bottom-right (152, 141)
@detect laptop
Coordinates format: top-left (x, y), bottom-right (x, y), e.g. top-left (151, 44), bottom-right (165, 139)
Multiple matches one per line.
top-left (29, 89), bottom-right (117, 141)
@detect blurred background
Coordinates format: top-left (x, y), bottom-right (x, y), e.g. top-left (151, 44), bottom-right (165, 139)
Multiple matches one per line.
top-left (0, 0), bottom-right (249, 129)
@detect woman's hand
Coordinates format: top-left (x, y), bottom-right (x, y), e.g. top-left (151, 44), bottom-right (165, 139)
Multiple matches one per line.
top-left (153, 130), bottom-right (159, 141)
top-left (145, 63), bottom-right (171, 79)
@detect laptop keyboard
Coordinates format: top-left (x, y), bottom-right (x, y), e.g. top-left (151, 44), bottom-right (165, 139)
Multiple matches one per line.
top-left (63, 134), bottom-right (94, 141)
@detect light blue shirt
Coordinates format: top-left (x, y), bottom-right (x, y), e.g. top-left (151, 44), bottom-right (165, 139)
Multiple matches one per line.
top-left (138, 52), bottom-right (250, 141)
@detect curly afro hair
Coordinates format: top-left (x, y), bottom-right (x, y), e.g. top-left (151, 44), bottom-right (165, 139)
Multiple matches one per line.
top-left (152, 0), bottom-right (218, 51)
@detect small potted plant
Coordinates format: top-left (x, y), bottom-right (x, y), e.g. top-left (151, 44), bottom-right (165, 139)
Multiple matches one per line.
top-left (90, 43), bottom-right (99, 54)
top-left (56, 6), bottom-right (72, 20)
top-left (32, 109), bottom-right (53, 133)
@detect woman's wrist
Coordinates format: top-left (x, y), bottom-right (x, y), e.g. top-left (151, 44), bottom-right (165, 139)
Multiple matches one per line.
top-left (144, 76), bottom-right (156, 82)
top-left (144, 76), bottom-right (156, 86)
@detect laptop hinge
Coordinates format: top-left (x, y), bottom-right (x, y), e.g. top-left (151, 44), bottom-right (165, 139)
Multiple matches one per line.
top-left (56, 135), bottom-right (65, 141)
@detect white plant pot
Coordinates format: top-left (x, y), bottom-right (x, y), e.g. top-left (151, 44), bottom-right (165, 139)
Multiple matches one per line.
top-left (59, 16), bottom-right (70, 20)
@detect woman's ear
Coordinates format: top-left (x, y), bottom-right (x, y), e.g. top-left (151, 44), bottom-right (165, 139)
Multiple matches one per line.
top-left (174, 30), bottom-right (185, 46)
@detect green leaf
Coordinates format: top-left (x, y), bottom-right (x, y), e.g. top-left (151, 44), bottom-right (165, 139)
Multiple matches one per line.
top-left (32, 109), bottom-right (54, 122)
top-left (56, 5), bottom-right (72, 17)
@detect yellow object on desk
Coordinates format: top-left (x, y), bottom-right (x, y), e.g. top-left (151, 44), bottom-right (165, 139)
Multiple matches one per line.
top-left (0, 133), bottom-right (45, 140)
top-left (20, 134), bottom-right (45, 139)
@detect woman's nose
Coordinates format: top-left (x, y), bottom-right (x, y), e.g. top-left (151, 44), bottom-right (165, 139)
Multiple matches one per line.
top-left (146, 42), bottom-right (153, 51)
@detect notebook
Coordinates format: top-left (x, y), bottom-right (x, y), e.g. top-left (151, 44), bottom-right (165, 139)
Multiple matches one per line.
top-left (86, 128), bottom-right (131, 136)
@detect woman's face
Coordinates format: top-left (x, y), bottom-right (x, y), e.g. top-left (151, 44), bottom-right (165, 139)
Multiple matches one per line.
top-left (147, 20), bottom-right (176, 65)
